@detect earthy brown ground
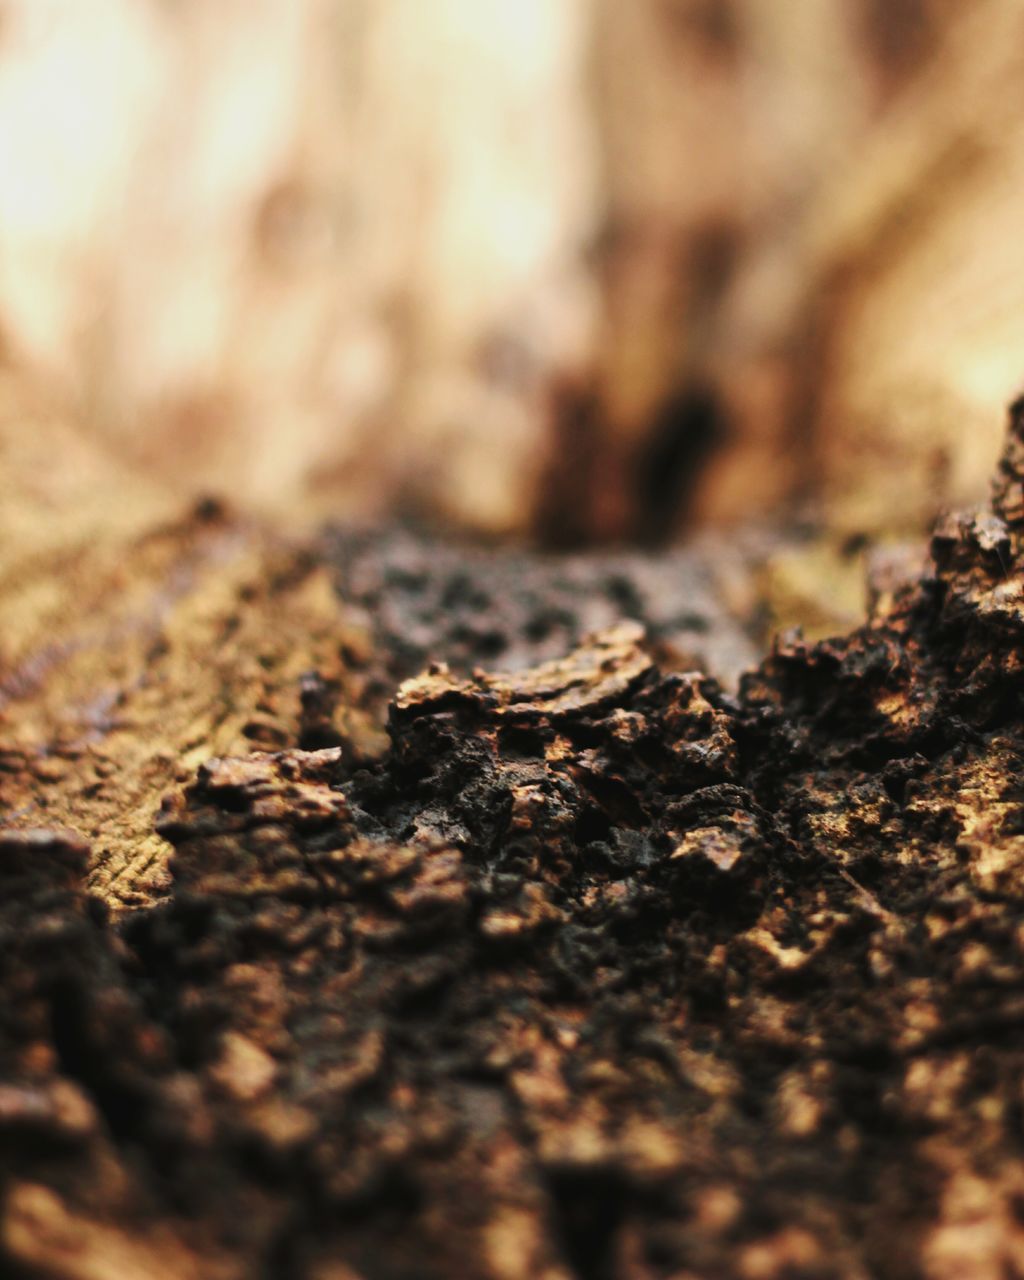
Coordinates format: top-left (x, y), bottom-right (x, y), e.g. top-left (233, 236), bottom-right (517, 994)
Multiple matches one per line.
top-left (3, 407), bottom-right (1024, 1278)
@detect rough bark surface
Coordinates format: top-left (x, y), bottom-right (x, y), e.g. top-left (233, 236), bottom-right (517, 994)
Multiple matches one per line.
top-left (4, 410), bottom-right (1024, 1277)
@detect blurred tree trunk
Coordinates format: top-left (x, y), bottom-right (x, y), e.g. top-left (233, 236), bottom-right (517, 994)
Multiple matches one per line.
top-left (1, 0), bottom-right (1023, 542)
top-left (577, 0), bottom-right (1024, 541)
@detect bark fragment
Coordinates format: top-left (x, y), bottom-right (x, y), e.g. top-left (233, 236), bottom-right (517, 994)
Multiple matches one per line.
top-left (4, 414), bottom-right (1024, 1277)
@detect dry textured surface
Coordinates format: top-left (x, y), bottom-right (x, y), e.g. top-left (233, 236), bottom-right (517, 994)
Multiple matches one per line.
top-left (327, 526), bottom-right (771, 687)
top-left (5, 408), bottom-right (1024, 1278)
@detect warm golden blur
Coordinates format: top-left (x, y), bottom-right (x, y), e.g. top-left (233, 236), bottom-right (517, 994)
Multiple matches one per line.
top-left (2, 0), bottom-right (1024, 541)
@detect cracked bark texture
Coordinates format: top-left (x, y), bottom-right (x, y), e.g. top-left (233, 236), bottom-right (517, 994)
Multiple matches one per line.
top-left (5, 408), bottom-right (1024, 1278)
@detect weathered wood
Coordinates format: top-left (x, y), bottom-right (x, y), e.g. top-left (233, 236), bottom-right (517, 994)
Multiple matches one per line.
top-left (3, 408), bottom-right (1024, 1277)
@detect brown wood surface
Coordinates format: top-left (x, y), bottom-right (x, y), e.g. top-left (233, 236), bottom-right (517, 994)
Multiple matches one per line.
top-left (3, 405), bottom-right (1024, 1277)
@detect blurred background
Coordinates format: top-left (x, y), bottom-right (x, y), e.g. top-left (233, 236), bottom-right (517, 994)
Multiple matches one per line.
top-left (3, 0), bottom-right (1024, 549)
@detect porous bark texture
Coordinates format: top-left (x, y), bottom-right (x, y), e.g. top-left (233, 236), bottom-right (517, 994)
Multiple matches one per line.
top-left (4, 409), bottom-right (1024, 1278)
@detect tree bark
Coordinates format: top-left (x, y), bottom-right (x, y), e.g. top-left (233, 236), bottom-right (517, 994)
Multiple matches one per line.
top-left (5, 0), bottom-right (1024, 544)
top-left (4, 408), bottom-right (1024, 1278)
